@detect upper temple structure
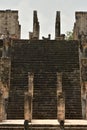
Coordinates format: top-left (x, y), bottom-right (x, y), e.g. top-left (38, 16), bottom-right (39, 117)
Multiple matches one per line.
top-left (29, 10), bottom-right (40, 40)
top-left (0, 9), bottom-right (87, 130)
top-left (0, 10), bottom-right (21, 39)
top-left (55, 11), bottom-right (65, 40)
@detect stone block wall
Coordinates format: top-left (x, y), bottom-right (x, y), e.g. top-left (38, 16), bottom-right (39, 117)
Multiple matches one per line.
top-left (0, 10), bottom-right (21, 39)
top-left (73, 12), bottom-right (87, 40)
top-left (0, 57), bottom-right (11, 120)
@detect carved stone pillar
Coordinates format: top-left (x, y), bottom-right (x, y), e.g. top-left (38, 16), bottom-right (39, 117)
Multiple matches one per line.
top-left (24, 92), bottom-right (32, 122)
top-left (24, 72), bottom-right (34, 122)
top-left (57, 72), bottom-right (65, 122)
top-left (57, 93), bottom-right (65, 123)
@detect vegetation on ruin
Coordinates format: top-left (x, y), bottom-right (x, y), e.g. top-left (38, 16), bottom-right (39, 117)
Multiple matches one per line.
top-left (65, 30), bottom-right (73, 40)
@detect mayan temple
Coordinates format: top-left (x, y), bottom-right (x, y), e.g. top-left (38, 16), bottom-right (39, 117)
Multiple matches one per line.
top-left (0, 9), bottom-right (87, 130)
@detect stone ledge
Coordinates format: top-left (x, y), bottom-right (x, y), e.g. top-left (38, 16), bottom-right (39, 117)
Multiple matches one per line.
top-left (0, 120), bottom-right (87, 130)
top-left (0, 119), bottom-right (87, 125)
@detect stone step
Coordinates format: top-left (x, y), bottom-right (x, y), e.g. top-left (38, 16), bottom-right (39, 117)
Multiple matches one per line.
top-left (0, 119), bottom-right (87, 130)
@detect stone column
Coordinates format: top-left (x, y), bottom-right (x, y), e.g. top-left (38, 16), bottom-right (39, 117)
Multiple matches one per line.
top-left (0, 94), bottom-right (5, 121)
top-left (57, 72), bottom-right (62, 95)
top-left (28, 72), bottom-right (34, 97)
top-left (0, 57), bottom-right (11, 120)
top-left (55, 11), bottom-right (60, 39)
top-left (57, 72), bottom-right (65, 122)
top-left (57, 93), bottom-right (65, 123)
top-left (33, 10), bottom-right (40, 39)
top-left (24, 92), bottom-right (32, 122)
top-left (24, 72), bottom-right (34, 122)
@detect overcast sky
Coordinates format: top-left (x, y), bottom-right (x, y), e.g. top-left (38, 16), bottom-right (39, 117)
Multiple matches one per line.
top-left (0, 0), bottom-right (87, 39)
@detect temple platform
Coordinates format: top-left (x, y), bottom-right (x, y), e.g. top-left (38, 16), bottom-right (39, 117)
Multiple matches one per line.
top-left (0, 120), bottom-right (87, 130)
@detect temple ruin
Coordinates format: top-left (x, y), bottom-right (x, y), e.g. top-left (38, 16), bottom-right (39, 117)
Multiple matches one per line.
top-left (0, 9), bottom-right (87, 130)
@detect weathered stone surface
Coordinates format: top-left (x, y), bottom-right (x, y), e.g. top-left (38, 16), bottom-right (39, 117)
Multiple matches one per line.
top-left (28, 72), bottom-right (34, 97)
top-left (24, 92), bottom-right (32, 122)
top-left (81, 58), bottom-right (87, 81)
top-left (29, 11), bottom-right (40, 40)
top-left (0, 57), bottom-right (11, 120)
top-left (81, 81), bottom-right (87, 119)
top-left (0, 95), bottom-right (5, 121)
top-left (2, 32), bottom-right (11, 58)
top-left (57, 93), bottom-right (65, 122)
top-left (55, 11), bottom-right (60, 38)
top-left (57, 72), bottom-right (62, 95)
top-left (55, 11), bottom-right (65, 40)
top-left (0, 120), bottom-right (87, 130)
top-left (7, 39), bottom-right (82, 119)
top-left (0, 58), bottom-right (11, 89)
top-left (56, 73), bottom-right (65, 122)
top-left (24, 72), bottom-right (34, 122)
top-left (0, 10), bottom-right (21, 39)
top-left (73, 12), bottom-right (87, 41)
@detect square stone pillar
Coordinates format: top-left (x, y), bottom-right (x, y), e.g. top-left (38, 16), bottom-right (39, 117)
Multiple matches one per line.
top-left (24, 92), bottom-right (32, 122)
top-left (24, 72), bottom-right (34, 122)
top-left (57, 72), bottom-right (62, 95)
top-left (57, 72), bottom-right (65, 122)
top-left (57, 93), bottom-right (65, 122)
top-left (28, 72), bottom-right (34, 97)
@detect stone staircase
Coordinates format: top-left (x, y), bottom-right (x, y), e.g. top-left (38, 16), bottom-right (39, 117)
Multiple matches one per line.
top-left (62, 71), bottom-right (82, 119)
top-left (7, 65), bottom-right (28, 119)
top-left (7, 39), bottom-right (82, 119)
top-left (33, 72), bottom-right (57, 119)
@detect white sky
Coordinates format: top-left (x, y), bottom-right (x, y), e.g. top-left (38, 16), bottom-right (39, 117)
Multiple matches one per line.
top-left (0, 0), bottom-right (87, 39)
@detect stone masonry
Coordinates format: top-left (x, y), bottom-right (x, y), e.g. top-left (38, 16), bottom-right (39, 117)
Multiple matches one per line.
top-left (0, 10), bottom-right (21, 39)
top-left (29, 11), bottom-right (40, 40)
top-left (0, 9), bottom-right (87, 130)
top-left (73, 11), bottom-right (87, 119)
top-left (73, 12), bottom-right (87, 41)
top-left (7, 39), bottom-right (82, 120)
